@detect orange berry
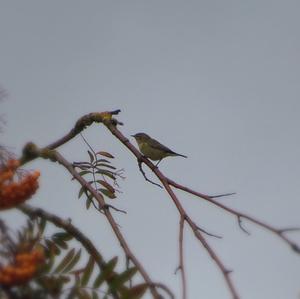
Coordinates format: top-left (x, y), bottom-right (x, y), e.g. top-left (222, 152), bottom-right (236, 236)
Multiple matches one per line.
top-left (0, 170), bottom-right (40, 210)
top-left (0, 275), bottom-right (12, 285)
top-left (32, 249), bottom-right (45, 262)
top-left (16, 253), bottom-right (26, 263)
top-left (2, 266), bottom-right (15, 275)
top-left (6, 159), bottom-right (20, 170)
top-left (15, 268), bottom-right (25, 277)
top-left (0, 248), bottom-right (44, 286)
top-left (0, 170), bottom-right (14, 182)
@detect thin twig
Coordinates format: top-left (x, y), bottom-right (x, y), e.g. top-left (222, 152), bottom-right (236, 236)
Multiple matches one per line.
top-left (80, 133), bottom-right (99, 194)
top-left (178, 215), bottom-right (187, 299)
top-left (20, 110), bottom-right (122, 165)
top-left (103, 204), bottom-right (127, 214)
top-left (237, 216), bottom-right (251, 235)
top-left (150, 283), bottom-right (175, 299)
top-left (138, 159), bottom-right (162, 188)
top-left (209, 192), bottom-right (236, 199)
top-left (160, 177), bottom-right (240, 299)
top-left (46, 110), bottom-right (122, 150)
top-left (196, 225), bottom-right (223, 239)
top-left (167, 178), bottom-right (300, 253)
top-left (278, 227), bottom-right (300, 233)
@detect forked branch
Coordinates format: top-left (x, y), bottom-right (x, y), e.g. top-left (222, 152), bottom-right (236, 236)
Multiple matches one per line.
top-left (105, 119), bottom-right (300, 299)
top-left (167, 178), bottom-right (300, 254)
top-left (20, 142), bottom-right (171, 299)
top-left (19, 111), bottom-right (300, 299)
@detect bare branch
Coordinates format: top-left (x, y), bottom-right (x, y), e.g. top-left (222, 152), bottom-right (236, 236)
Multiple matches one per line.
top-left (178, 215), bottom-right (187, 299)
top-left (167, 179), bottom-right (300, 254)
top-left (161, 178), bottom-right (240, 299)
top-left (105, 122), bottom-right (241, 299)
top-left (138, 159), bottom-right (162, 188)
top-left (278, 227), bottom-right (300, 233)
top-left (41, 149), bottom-right (164, 299)
top-left (150, 283), bottom-right (175, 299)
top-left (56, 152), bottom-right (162, 298)
top-left (103, 204), bottom-right (127, 214)
top-left (237, 216), bottom-right (251, 235)
top-left (20, 110), bottom-right (122, 165)
top-left (18, 111), bottom-right (300, 298)
top-left (195, 225), bottom-right (223, 239)
top-left (209, 192), bottom-right (236, 199)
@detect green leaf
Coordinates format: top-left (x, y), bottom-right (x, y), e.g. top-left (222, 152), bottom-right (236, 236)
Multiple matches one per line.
top-left (52, 232), bottom-right (72, 249)
top-left (86, 197), bottom-right (92, 210)
top-left (95, 169), bottom-right (116, 180)
top-left (100, 188), bottom-right (116, 199)
top-left (78, 186), bottom-right (88, 199)
top-left (75, 274), bottom-right (81, 286)
top-left (98, 180), bottom-right (115, 193)
top-left (73, 162), bottom-right (90, 168)
top-left (78, 170), bottom-right (92, 176)
top-left (120, 283), bottom-right (148, 299)
top-left (92, 291), bottom-right (99, 299)
top-left (38, 218), bottom-right (47, 235)
top-left (54, 238), bottom-right (68, 250)
top-left (45, 239), bottom-right (61, 256)
top-left (43, 245), bottom-right (55, 273)
top-left (96, 151), bottom-right (114, 159)
top-left (97, 163), bottom-right (116, 170)
top-left (87, 150), bottom-right (95, 163)
top-left (81, 256), bottom-right (95, 286)
top-left (75, 165), bottom-right (91, 170)
top-left (96, 159), bottom-right (111, 164)
top-left (77, 288), bottom-right (91, 299)
top-left (52, 232), bottom-right (73, 242)
top-left (93, 256), bottom-right (118, 288)
top-left (63, 249), bottom-right (82, 273)
top-left (27, 219), bottom-right (34, 233)
top-left (54, 248), bottom-right (75, 273)
top-left (110, 268), bottom-right (138, 291)
top-left (58, 275), bottom-right (71, 285)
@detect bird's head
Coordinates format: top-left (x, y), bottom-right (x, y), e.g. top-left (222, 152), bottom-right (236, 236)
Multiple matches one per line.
top-left (131, 132), bottom-right (150, 143)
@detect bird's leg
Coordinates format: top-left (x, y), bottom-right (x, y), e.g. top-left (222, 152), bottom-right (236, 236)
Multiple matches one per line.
top-left (155, 159), bottom-right (162, 167)
top-left (137, 157), bottom-right (162, 188)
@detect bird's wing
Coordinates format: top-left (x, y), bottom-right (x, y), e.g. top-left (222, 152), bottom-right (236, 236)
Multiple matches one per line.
top-left (149, 138), bottom-right (177, 155)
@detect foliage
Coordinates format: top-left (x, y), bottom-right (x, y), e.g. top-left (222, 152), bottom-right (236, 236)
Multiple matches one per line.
top-left (74, 150), bottom-right (125, 210)
top-left (0, 216), bottom-right (147, 299)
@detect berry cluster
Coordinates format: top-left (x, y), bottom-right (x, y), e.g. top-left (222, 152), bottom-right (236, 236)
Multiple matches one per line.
top-left (0, 160), bottom-right (40, 210)
top-left (0, 249), bottom-right (45, 286)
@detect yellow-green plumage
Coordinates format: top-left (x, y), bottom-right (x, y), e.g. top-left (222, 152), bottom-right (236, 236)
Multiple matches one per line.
top-left (131, 132), bottom-right (187, 163)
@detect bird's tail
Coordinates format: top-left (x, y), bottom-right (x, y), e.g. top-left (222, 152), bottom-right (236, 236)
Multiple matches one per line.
top-left (174, 152), bottom-right (187, 158)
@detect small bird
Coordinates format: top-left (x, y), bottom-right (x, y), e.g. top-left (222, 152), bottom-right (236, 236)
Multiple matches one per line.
top-left (131, 132), bottom-right (187, 166)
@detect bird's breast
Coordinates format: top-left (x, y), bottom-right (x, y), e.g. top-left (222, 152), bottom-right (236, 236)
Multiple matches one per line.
top-left (139, 142), bottom-right (163, 161)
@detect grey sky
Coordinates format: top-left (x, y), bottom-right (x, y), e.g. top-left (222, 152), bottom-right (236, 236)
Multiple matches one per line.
top-left (1, 1), bottom-right (300, 298)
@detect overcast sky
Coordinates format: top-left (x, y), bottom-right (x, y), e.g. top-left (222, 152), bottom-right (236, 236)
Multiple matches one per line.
top-left (1, 1), bottom-right (300, 298)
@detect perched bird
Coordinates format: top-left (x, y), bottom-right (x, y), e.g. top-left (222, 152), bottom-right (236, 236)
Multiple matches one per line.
top-left (131, 132), bottom-right (187, 165)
